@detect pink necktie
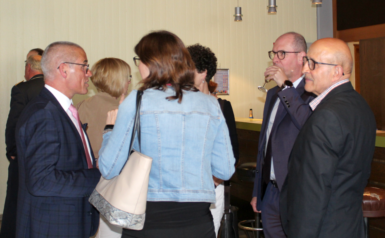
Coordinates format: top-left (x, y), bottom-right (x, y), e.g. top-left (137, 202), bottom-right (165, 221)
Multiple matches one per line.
top-left (69, 105), bottom-right (93, 169)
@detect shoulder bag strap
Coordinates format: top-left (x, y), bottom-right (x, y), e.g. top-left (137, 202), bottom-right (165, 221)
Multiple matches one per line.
top-left (128, 90), bottom-right (143, 153)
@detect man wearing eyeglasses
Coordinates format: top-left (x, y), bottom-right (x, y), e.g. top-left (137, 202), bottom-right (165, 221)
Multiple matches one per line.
top-left (251, 32), bottom-right (315, 238)
top-left (280, 38), bottom-right (376, 238)
top-left (2, 53), bottom-right (45, 238)
top-left (15, 41), bottom-right (100, 238)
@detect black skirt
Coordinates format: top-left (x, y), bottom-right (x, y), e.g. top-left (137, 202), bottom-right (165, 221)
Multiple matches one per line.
top-left (122, 201), bottom-right (215, 238)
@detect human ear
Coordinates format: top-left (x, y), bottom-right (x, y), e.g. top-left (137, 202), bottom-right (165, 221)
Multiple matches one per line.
top-left (58, 64), bottom-right (67, 78)
top-left (332, 65), bottom-right (344, 81)
top-left (202, 70), bottom-right (207, 83)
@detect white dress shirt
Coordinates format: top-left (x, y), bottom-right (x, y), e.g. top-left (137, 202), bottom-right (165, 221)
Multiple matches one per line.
top-left (265, 76), bottom-right (303, 180)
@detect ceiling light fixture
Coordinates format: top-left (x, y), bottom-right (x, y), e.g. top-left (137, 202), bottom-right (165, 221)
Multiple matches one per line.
top-left (268, 0), bottom-right (277, 14)
top-left (234, 0), bottom-right (243, 22)
top-left (312, 0), bottom-right (323, 5)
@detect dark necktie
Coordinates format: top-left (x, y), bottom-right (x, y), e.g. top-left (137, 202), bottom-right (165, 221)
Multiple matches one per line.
top-left (261, 92), bottom-right (279, 199)
top-left (261, 133), bottom-right (273, 199)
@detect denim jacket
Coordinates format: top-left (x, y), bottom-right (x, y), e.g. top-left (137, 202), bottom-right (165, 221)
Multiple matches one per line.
top-left (99, 88), bottom-right (235, 203)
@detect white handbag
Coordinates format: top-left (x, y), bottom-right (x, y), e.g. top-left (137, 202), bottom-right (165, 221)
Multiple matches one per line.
top-left (89, 90), bottom-right (152, 230)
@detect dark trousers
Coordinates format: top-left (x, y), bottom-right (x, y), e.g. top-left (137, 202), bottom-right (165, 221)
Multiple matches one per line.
top-left (260, 181), bottom-right (287, 238)
top-left (0, 159), bottom-right (19, 238)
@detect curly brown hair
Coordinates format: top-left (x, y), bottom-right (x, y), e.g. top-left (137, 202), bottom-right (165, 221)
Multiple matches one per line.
top-left (135, 31), bottom-right (197, 103)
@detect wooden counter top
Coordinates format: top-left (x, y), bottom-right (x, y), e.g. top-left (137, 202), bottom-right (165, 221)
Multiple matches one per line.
top-left (236, 118), bottom-right (385, 148)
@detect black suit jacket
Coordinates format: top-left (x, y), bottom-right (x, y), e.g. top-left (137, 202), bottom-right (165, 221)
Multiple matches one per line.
top-left (218, 98), bottom-right (239, 165)
top-left (280, 82), bottom-right (376, 238)
top-left (5, 74), bottom-right (45, 161)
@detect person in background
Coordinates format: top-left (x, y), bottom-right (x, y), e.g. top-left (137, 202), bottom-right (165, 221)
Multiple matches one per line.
top-left (76, 57), bottom-right (132, 238)
top-left (187, 43), bottom-right (239, 237)
top-left (98, 31), bottom-right (235, 238)
top-left (280, 38), bottom-right (376, 238)
top-left (2, 53), bottom-right (44, 238)
top-left (250, 32), bottom-right (315, 238)
top-left (15, 41), bottom-right (100, 237)
top-left (24, 48), bottom-right (44, 81)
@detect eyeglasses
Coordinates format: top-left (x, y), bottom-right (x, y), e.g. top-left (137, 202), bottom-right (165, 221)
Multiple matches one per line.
top-left (57, 62), bottom-right (90, 74)
top-left (302, 56), bottom-right (344, 75)
top-left (133, 57), bottom-right (140, 67)
top-left (268, 50), bottom-right (299, 60)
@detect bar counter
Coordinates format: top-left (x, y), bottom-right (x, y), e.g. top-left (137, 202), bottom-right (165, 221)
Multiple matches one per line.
top-left (233, 118), bottom-right (385, 237)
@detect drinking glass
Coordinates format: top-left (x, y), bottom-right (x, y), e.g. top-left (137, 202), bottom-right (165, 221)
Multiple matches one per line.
top-left (258, 76), bottom-right (270, 93)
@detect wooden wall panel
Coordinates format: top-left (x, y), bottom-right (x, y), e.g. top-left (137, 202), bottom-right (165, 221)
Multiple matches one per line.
top-left (360, 37), bottom-right (385, 130)
top-left (333, 0), bottom-right (385, 42)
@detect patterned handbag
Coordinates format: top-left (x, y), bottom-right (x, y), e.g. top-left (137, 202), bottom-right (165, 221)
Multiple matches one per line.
top-left (89, 90), bottom-right (152, 230)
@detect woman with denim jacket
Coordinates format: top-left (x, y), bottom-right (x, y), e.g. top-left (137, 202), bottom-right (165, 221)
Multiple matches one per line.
top-left (98, 31), bottom-right (236, 238)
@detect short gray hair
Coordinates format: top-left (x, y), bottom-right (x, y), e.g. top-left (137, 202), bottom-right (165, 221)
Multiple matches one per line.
top-left (41, 41), bottom-right (83, 79)
top-left (26, 55), bottom-right (42, 72)
top-left (284, 32), bottom-right (307, 53)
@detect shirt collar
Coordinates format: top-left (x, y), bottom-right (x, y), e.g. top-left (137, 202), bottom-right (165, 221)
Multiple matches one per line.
top-left (292, 75), bottom-right (304, 88)
top-left (45, 84), bottom-right (73, 111)
top-left (309, 79), bottom-right (350, 110)
top-left (29, 74), bottom-right (43, 81)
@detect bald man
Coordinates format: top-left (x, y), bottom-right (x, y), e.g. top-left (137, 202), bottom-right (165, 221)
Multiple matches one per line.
top-left (15, 41), bottom-right (100, 238)
top-left (280, 38), bottom-right (376, 238)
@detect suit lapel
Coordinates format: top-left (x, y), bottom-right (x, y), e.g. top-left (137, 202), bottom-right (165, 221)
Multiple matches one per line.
top-left (82, 123), bottom-right (97, 168)
top-left (40, 88), bottom-right (89, 168)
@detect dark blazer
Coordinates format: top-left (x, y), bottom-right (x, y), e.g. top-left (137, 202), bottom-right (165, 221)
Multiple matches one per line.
top-left (218, 98), bottom-right (239, 166)
top-left (1, 74), bottom-right (45, 238)
top-left (253, 78), bottom-right (315, 210)
top-left (5, 74), bottom-right (45, 160)
top-left (280, 82), bottom-right (376, 238)
top-left (15, 87), bottom-right (101, 238)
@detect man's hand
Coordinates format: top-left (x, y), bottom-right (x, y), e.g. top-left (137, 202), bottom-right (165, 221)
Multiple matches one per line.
top-left (250, 197), bottom-right (261, 213)
top-left (264, 66), bottom-right (289, 88)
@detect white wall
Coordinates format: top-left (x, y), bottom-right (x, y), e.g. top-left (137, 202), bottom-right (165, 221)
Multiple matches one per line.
top-left (0, 0), bottom-right (317, 213)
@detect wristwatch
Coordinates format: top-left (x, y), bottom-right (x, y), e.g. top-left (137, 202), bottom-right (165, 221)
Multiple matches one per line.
top-left (281, 80), bottom-right (293, 90)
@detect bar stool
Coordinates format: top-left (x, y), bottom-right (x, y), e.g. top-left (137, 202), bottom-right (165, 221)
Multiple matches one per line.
top-left (236, 162), bottom-right (263, 238)
top-left (362, 187), bottom-right (385, 238)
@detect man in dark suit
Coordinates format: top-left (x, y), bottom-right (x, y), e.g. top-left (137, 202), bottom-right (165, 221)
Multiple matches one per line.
top-left (250, 32), bottom-right (315, 238)
top-left (280, 38), bottom-right (376, 238)
top-left (1, 54), bottom-right (44, 238)
top-left (15, 41), bottom-right (100, 238)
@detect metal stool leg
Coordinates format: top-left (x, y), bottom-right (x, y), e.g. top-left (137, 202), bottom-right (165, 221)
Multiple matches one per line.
top-left (364, 217), bottom-right (368, 238)
top-left (254, 213), bottom-right (261, 238)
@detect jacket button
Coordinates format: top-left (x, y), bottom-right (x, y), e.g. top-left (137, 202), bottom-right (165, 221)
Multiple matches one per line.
top-left (283, 96), bottom-right (286, 99)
